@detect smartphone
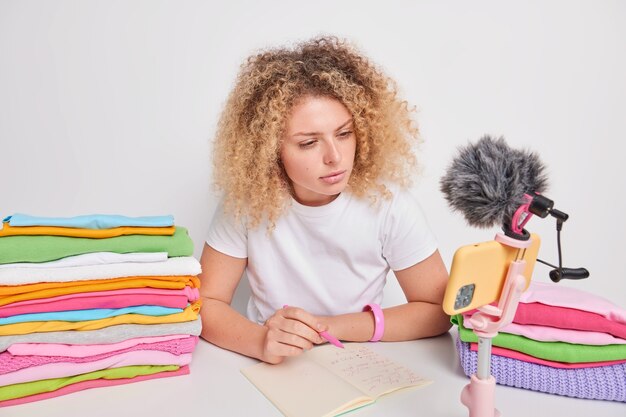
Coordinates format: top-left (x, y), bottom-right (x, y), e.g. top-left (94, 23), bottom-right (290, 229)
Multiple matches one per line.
top-left (442, 234), bottom-right (541, 315)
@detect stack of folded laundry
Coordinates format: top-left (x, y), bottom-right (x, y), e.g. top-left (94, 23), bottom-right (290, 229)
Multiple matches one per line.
top-left (0, 213), bottom-right (202, 407)
top-left (453, 281), bottom-right (626, 402)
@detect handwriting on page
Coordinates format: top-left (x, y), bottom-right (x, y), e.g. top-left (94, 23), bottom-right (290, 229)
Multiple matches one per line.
top-left (313, 345), bottom-right (426, 397)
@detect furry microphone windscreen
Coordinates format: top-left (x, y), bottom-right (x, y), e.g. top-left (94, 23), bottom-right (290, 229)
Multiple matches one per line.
top-left (440, 135), bottom-right (549, 229)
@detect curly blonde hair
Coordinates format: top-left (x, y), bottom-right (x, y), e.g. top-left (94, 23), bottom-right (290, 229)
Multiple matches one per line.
top-left (213, 36), bottom-right (419, 229)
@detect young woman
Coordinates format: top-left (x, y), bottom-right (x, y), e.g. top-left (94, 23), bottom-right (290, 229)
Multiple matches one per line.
top-left (199, 36), bottom-right (450, 364)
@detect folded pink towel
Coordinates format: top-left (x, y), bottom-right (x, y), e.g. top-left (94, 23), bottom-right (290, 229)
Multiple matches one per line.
top-left (0, 287), bottom-right (199, 318)
top-left (462, 314), bottom-right (626, 345)
top-left (520, 282), bottom-right (626, 323)
top-left (0, 350), bottom-right (192, 385)
top-left (0, 336), bottom-right (198, 375)
top-left (514, 302), bottom-right (626, 339)
top-left (8, 334), bottom-right (189, 357)
top-left (466, 282), bottom-right (626, 339)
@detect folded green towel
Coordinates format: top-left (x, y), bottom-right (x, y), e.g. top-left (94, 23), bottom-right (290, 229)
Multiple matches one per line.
top-left (0, 364), bottom-right (179, 401)
top-left (453, 314), bottom-right (626, 363)
top-left (0, 227), bottom-right (193, 264)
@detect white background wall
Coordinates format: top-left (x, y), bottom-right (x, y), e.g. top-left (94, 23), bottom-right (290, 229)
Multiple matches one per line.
top-left (1, 0), bottom-right (624, 310)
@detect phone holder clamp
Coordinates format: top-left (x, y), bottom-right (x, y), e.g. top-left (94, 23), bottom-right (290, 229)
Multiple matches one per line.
top-left (460, 232), bottom-right (531, 417)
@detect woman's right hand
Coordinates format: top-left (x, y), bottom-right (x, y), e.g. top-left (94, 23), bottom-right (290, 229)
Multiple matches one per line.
top-left (261, 305), bottom-right (327, 364)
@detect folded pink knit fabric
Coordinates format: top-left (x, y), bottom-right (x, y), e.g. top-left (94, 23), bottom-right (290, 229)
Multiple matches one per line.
top-left (519, 282), bottom-right (626, 323)
top-left (0, 350), bottom-right (192, 385)
top-left (0, 287), bottom-right (199, 318)
top-left (8, 334), bottom-right (189, 357)
top-left (0, 365), bottom-right (189, 408)
top-left (469, 343), bottom-right (626, 369)
top-left (462, 314), bottom-right (626, 345)
top-left (0, 336), bottom-right (198, 375)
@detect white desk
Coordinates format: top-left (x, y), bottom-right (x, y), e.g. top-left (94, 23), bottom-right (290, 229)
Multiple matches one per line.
top-left (2, 330), bottom-right (624, 417)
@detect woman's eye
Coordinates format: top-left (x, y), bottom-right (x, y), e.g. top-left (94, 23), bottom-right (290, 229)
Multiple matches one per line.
top-left (299, 140), bottom-right (316, 149)
top-left (338, 131), bottom-right (353, 138)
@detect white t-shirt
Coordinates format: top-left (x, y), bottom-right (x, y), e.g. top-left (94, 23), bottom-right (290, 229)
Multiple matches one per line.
top-left (206, 186), bottom-right (438, 324)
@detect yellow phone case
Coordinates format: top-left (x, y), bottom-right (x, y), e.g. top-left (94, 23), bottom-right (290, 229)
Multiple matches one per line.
top-left (442, 234), bottom-right (541, 315)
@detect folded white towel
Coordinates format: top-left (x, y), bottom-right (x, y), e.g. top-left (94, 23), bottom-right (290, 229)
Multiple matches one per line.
top-left (0, 252), bottom-right (168, 270)
top-left (0, 256), bottom-right (201, 285)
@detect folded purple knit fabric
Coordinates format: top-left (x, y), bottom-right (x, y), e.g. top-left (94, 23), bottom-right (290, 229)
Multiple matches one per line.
top-left (456, 336), bottom-right (626, 402)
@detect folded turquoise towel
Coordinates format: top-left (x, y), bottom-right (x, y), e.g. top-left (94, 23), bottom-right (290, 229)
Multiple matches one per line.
top-left (4, 213), bottom-right (174, 228)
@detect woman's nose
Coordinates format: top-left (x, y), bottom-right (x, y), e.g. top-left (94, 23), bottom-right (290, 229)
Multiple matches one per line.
top-left (323, 140), bottom-right (342, 165)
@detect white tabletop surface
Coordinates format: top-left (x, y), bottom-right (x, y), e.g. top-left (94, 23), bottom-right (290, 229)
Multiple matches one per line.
top-left (2, 330), bottom-right (624, 417)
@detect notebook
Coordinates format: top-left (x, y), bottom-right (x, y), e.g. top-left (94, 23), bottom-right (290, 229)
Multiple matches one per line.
top-left (241, 343), bottom-right (432, 417)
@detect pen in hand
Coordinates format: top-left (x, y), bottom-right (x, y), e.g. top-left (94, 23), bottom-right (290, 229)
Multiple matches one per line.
top-left (283, 305), bottom-right (344, 349)
top-left (319, 330), bottom-right (344, 349)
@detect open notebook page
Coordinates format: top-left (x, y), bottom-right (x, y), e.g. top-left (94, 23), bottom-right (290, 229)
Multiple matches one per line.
top-left (241, 343), bottom-right (431, 417)
top-left (242, 351), bottom-right (367, 417)
top-left (307, 344), bottom-right (431, 398)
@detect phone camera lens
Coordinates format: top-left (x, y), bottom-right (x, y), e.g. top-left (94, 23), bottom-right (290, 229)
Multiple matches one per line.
top-left (454, 284), bottom-right (475, 310)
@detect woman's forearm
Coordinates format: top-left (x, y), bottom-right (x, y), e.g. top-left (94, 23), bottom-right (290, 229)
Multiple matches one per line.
top-left (199, 297), bottom-right (268, 360)
top-left (327, 301), bottom-right (451, 342)
top-left (200, 296), bottom-right (451, 361)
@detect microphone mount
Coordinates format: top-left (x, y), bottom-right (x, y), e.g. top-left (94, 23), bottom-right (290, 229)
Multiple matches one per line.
top-left (509, 192), bottom-right (590, 282)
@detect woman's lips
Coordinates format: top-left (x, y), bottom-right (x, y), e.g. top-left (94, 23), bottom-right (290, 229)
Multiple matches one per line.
top-left (320, 170), bottom-right (346, 184)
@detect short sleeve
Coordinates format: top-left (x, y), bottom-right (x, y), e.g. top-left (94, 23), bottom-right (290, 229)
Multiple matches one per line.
top-left (381, 188), bottom-right (438, 271)
top-left (205, 201), bottom-right (248, 259)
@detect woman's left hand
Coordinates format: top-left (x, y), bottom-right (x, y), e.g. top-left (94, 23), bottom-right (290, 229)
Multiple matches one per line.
top-left (260, 305), bottom-right (326, 364)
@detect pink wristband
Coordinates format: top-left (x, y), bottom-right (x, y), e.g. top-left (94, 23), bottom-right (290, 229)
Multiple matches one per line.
top-left (363, 303), bottom-right (384, 342)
